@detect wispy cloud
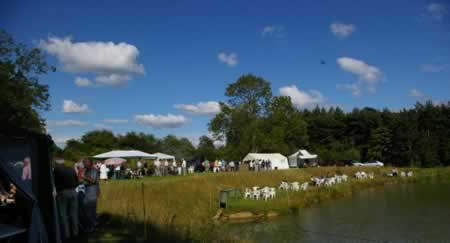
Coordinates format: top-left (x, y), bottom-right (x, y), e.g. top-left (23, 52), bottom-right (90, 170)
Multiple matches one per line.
top-left (330, 22), bottom-right (356, 38)
top-left (426, 3), bottom-right (448, 21)
top-left (104, 119), bottom-right (129, 124)
top-left (409, 88), bottom-right (425, 98)
top-left (261, 25), bottom-right (285, 38)
top-left (174, 101), bottom-right (221, 116)
top-left (63, 100), bottom-right (89, 113)
top-left (217, 51), bottom-right (238, 67)
top-left (420, 63), bottom-right (449, 73)
top-left (47, 120), bottom-right (87, 127)
top-left (135, 114), bottom-right (188, 128)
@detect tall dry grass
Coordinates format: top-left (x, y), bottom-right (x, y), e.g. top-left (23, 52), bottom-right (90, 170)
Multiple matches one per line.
top-left (96, 166), bottom-right (450, 241)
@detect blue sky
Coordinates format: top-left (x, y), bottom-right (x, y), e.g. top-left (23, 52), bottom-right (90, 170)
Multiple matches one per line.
top-left (2, 0), bottom-right (449, 147)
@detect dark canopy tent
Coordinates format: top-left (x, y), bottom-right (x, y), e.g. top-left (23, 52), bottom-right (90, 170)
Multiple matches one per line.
top-left (0, 127), bottom-right (61, 243)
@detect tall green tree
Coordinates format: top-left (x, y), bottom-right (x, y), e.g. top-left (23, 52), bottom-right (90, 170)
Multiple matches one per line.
top-left (0, 29), bottom-right (55, 132)
top-left (196, 136), bottom-right (217, 161)
top-left (209, 74), bottom-right (273, 159)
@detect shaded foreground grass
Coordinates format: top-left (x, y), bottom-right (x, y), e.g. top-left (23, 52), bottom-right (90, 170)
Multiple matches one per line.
top-left (91, 167), bottom-right (450, 242)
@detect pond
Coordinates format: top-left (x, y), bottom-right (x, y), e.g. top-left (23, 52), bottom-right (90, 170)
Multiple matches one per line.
top-left (223, 181), bottom-right (450, 242)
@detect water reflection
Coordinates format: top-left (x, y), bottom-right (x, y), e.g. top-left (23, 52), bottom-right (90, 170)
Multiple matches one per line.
top-left (224, 182), bottom-right (450, 243)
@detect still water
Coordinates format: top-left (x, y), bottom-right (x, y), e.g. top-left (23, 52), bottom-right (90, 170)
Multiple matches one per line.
top-left (225, 181), bottom-right (450, 243)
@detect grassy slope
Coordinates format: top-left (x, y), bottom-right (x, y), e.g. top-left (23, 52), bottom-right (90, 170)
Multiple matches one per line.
top-left (91, 167), bottom-right (450, 242)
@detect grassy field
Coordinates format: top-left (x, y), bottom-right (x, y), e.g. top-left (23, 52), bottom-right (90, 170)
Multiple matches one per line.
top-left (88, 167), bottom-right (450, 242)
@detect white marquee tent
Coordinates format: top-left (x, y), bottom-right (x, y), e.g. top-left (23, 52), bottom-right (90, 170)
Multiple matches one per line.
top-left (288, 149), bottom-right (318, 167)
top-left (243, 153), bottom-right (290, 170)
top-left (152, 152), bottom-right (176, 161)
top-left (93, 150), bottom-right (156, 159)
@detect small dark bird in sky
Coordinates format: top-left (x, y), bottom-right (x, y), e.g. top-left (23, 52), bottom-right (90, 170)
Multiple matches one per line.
top-left (320, 60), bottom-right (326, 65)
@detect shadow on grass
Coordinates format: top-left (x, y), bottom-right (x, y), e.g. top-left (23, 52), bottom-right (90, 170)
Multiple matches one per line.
top-left (65, 213), bottom-right (190, 243)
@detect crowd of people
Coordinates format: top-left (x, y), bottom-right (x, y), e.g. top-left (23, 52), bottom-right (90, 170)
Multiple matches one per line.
top-left (246, 159), bottom-right (272, 172)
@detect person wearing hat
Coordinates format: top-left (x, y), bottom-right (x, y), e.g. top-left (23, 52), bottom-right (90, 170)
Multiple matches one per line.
top-left (53, 159), bottom-right (80, 239)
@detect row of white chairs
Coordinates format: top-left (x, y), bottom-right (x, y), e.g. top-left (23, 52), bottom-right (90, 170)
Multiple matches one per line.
top-left (354, 171), bottom-right (374, 180)
top-left (279, 181), bottom-right (309, 191)
top-left (385, 169), bottom-right (413, 177)
top-left (244, 186), bottom-right (277, 201)
top-left (311, 174), bottom-right (348, 187)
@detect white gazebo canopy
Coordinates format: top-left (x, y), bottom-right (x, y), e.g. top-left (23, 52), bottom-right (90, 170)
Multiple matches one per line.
top-left (93, 150), bottom-right (156, 159)
top-left (290, 149), bottom-right (318, 160)
top-left (243, 153), bottom-right (290, 170)
top-left (152, 152), bottom-right (175, 161)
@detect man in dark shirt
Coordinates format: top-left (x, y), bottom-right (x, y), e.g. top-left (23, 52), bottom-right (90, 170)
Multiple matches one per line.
top-left (54, 160), bottom-right (79, 239)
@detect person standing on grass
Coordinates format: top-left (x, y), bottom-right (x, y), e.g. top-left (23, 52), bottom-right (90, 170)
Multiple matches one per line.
top-left (99, 161), bottom-right (109, 180)
top-left (143, 162), bottom-right (148, 176)
top-left (54, 160), bottom-right (79, 239)
top-left (80, 159), bottom-right (99, 233)
top-left (137, 159), bottom-right (143, 176)
top-left (181, 159), bottom-right (187, 175)
top-left (164, 159), bottom-right (169, 176)
top-left (154, 159), bottom-right (161, 176)
top-left (172, 160), bottom-right (177, 175)
top-left (229, 161), bottom-right (235, 172)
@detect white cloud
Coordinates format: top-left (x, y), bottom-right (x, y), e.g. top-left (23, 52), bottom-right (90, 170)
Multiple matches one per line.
top-left (409, 88), bottom-right (424, 98)
top-left (135, 114), bottom-right (187, 128)
top-left (420, 63), bottom-right (449, 72)
top-left (47, 120), bottom-right (87, 127)
top-left (75, 77), bottom-right (92, 87)
top-left (262, 25), bottom-right (285, 38)
top-left (426, 3), bottom-right (448, 20)
top-left (104, 119), bottom-right (129, 124)
top-left (217, 51), bottom-right (238, 67)
top-left (39, 36), bottom-right (145, 86)
top-left (330, 22), bottom-right (356, 38)
top-left (279, 85), bottom-right (326, 108)
top-left (336, 57), bottom-right (382, 96)
top-left (93, 123), bottom-right (113, 130)
top-left (63, 100), bottom-right (89, 113)
top-left (174, 101), bottom-right (221, 115)
top-left (337, 57), bottom-right (381, 83)
top-left (74, 74), bottom-right (131, 87)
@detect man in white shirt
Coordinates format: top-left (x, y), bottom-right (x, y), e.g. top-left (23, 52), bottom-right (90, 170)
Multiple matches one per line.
top-left (229, 161), bottom-right (235, 172)
top-left (154, 159), bottom-right (161, 176)
top-left (181, 159), bottom-right (187, 175)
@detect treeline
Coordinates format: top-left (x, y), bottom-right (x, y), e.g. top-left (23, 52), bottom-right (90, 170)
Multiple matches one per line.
top-left (208, 75), bottom-right (450, 167)
top-left (57, 75), bottom-right (449, 167)
top-left (55, 132), bottom-right (219, 163)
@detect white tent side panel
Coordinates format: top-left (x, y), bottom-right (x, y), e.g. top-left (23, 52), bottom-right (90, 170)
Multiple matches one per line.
top-left (288, 151), bottom-right (300, 167)
top-left (243, 153), bottom-right (290, 170)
